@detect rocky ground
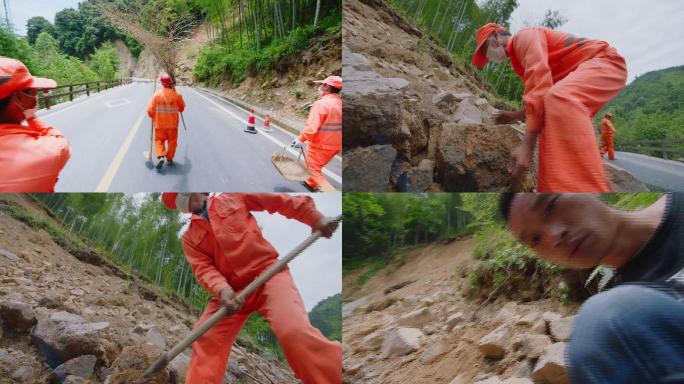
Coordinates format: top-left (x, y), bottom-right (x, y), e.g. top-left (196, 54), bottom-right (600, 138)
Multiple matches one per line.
top-left (342, 237), bottom-right (580, 384)
top-left (0, 194), bottom-right (297, 384)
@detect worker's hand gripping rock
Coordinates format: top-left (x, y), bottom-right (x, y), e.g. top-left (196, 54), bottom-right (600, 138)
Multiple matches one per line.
top-left (219, 286), bottom-right (244, 315)
top-left (312, 217), bottom-right (339, 238)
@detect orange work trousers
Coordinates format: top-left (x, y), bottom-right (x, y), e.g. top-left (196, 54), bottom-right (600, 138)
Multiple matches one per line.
top-left (305, 146), bottom-right (339, 192)
top-left (537, 49), bottom-right (626, 192)
top-left (155, 128), bottom-right (178, 160)
top-left (185, 269), bottom-right (342, 384)
top-left (600, 133), bottom-right (615, 160)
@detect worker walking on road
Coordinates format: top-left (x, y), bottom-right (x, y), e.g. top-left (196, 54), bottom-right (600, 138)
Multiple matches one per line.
top-left (291, 75), bottom-right (342, 192)
top-left (600, 112), bottom-right (616, 160)
top-left (474, 23), bottom-right (627, 192)
top-left (161, 192), bottom-right (342, 384)
top-left (0, 57), bottom-right (71, 192)
top-left (147, 73), bottom-right (185, 170)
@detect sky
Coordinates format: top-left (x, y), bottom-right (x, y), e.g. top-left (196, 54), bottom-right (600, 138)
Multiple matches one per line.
top-left (6, 0), bottom-right (81, 35)
top-left (507, 0), bottom-right (684, 83)
top-left (172, 193), bottom-right (342, 313)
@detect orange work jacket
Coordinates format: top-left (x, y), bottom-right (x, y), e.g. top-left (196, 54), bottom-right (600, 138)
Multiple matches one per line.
top-left (147, 88), bottom-right (186, 130)
top-left (181, 193), bottom-right (324, 296)
top-left (506, 27), bottom-right (617, 133)
top-left (298, 94), bottom-right (342, 151)
top-left (0, 119), bottom-right (71, 192)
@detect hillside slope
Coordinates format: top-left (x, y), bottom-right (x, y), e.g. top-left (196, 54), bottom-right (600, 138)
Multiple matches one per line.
top-left (0, 195), bottom-right (297, 384)
top-left (343, 237), bottom-right (580, 383)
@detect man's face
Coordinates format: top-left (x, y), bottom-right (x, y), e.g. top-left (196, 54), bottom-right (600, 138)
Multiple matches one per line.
top-left (189, 193), bottom-right (208, 214)
top-left (508, 194), bottom-right (616, 269)
top-left (0, 88), bottom-right (37, 124)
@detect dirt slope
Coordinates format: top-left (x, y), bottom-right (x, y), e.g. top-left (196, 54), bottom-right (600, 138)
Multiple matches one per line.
top-left (0, 194), bottom-right (297, 384)
top-left (342, 238), bottom-right (580, 383)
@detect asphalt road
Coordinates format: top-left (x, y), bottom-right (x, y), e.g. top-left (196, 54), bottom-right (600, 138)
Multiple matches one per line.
top-left (611, 151), bottom-right (684, 191)
top-left (39, 81), bottom-right (342, 192)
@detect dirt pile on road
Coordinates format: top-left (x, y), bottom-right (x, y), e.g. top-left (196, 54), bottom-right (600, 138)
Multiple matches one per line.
top-left (0, 195), bottom-right (296, 384)
top-left (342, 0), bottom-right (534, 192)
top-left (342, 238), bottom-right (580, 383)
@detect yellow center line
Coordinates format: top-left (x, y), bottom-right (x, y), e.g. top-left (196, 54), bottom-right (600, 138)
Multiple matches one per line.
top-left (95, 111), bottom-right (147, 192)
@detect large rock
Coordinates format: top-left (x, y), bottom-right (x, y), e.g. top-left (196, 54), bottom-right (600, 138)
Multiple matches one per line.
top-left (169, 352), bottom-right (190, 384)
top-left (107, 344), bottom-right (170, 384)
top-left (434, 124), bottom-right (535, 191)
top-left (477, 325), bottom-right (509, 358)
top-left (52, 355), bottom-right (97, 382)
top-left (446, 311), bottom-right (465, 331)
top-left (521, 334), bottom-right (552, 359)
top-left (343, 145), bottom-right (397, 191)
top-left (360, 329), bottom-right (385, 352)
top-left (31, 311), bottom-right (110, 367)
top-left (532, 342), bottom-right (570, 384)
top-left (343, 57), bottom-right (410, 148)
top-left (419, 340), bottom-right (448, 364)
top-left (453, 99), bottom-right (483, 125)
top-left (0, 299), bottom-right (37, 331)
top-left (549, 316), bottom-right (575, 342)
top-left (433, 91), bottom-right (473, 114)
top-left (0, 249), bottom-right (19, 261)
top-left (381, 327), bottom-right (423, 358)
top-left (145, 326), bottom-right (168, 349)
top-left (397, 159), bottom-right (434, 192)
top-left (397, 307), bottom-right (433, 328)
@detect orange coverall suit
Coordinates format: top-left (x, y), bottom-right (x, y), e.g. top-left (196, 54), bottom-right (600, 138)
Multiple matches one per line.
top-left (600, 117), bottom-right (616, 160)
top-left (146, 87), bottom-right (185, 161)
top-left (506, 27), bottom-right (627, 192)
top-left (0, 119), bottom-right (71, 192)
top-left (182, 193), bottom-right (342, 384)
top-left (299, 93), bottom-right (342, 192)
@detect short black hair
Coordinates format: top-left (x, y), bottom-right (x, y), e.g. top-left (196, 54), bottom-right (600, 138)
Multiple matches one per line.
top-left (498, 193), bottom-right (517, 223)
top-left (329, 86), bottom-right (341, 94)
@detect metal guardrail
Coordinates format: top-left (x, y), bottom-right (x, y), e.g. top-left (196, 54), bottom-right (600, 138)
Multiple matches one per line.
top-left (618, 138), bottom-right (684, 160)
top-left (38, 78), bottom-right (132, 109)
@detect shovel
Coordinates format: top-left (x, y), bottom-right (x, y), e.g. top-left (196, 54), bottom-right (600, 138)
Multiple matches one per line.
top-left (142, 215), bottom-right (342, 379)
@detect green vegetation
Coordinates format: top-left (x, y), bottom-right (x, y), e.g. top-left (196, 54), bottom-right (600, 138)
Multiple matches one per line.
top-left (344, 193), bottom-right (664, 303)
top-left (194, 0), bottom-right (341, 86)
top-left (309, 293), bottom-right (342, 341)
top-left (597, 66), bottom-right (684, 159)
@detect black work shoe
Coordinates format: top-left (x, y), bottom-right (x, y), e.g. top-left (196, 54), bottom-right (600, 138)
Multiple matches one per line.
top-left (155, 157), bottom-right (164, 169)
top-left (300, 181), bottom-right (318, 192)
top-left (167, 159), bottom-right (174, 166)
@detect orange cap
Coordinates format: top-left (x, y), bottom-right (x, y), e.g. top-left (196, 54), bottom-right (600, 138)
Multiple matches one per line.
top-left (0, 57), bottom-right (57, 100)
top-left (471, 23), bottom-right (508, 68)
top-left (161, 192), bottom-right (178, 209)
top-left (314, 75), bottom-right (342, 90)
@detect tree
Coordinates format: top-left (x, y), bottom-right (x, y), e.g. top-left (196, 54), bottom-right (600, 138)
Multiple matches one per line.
top-left (89, 41), bottom-right (120, 81)
top-left (26, 16), bottom-right (56, 45)
top-left (540, 9), bottom-right (567, 30)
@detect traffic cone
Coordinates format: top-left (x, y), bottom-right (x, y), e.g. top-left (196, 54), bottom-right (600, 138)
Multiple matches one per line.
top-left (262, 113), bottom-right (273, 132)
top-left (244, 109), bottom-right (257, 134)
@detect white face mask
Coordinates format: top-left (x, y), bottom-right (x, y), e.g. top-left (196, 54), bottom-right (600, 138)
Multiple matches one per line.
top-left (486, 44), bottom-right (507, 63)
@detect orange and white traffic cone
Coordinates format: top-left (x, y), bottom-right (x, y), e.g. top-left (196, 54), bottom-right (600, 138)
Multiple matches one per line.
top-left (262, 113), bottom-right (273, 132)
top-left (244, 109), bottom-right (257, 134)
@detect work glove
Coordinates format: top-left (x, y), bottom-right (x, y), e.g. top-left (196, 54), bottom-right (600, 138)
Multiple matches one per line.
top-left (290, 139), bottom-right (304, 149)
top-left (312, 217), bottom-right (339, 238)
top-left (219, 287), bottom-right (244, 315)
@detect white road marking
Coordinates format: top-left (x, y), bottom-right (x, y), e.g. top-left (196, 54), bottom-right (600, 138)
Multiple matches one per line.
top-left (105, 98), bottom-right (132, 108)
top-left (95, 111), bottom-right (147, 192)
top-left (39, 83), bottom-right (137, 119)
top-left (189, 88), bottom-right (342, 184)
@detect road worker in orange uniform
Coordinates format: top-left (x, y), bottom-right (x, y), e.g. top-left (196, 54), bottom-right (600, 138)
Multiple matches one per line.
top-left (600, 112), bottom-right (616, 160)
top-left (291, 75), bottom-right (342, 192)
top-left (160, 192), bottom-right (342, 384)
top-left (0, 57), bottom-right (70, 192)
top-left (147, 73), bottom-right (185, 170)
top-left (473, 23), bottom-right (627, 192)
